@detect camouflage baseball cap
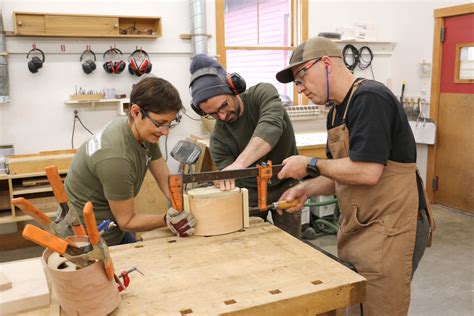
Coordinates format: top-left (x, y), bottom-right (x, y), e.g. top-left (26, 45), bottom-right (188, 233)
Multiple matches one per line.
top-left (276, 37), bottom-right (342, 83)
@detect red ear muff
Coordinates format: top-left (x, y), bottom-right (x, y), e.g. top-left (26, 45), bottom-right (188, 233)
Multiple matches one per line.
top-left (226, 72), bottom-right (246, 95)
top-left (128, 49), bottom-right (152, 76)
top-left (139, 59), bottom-right (150, 74)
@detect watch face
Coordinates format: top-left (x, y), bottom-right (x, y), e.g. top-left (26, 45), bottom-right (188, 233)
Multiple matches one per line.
top-left (306, 158), bottom-right (320, 178)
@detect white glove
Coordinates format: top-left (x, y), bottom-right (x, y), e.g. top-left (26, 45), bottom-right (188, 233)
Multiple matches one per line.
top-left (165, 207), bottom-right (197, 237)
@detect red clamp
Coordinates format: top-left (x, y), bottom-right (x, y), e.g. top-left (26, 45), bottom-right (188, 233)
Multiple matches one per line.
top-left (116, 267), bottom-right (144, 292)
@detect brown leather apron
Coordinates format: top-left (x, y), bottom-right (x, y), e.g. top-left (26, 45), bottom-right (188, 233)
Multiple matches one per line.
top-left (327, 80), bottom-right (435, 315)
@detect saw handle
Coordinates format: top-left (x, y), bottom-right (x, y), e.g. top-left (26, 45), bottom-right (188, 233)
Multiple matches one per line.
top-left (45, 165), bottom-right (68, 204)
top-left (83, 202), bottom-right (100, 245)
top-left (275, 199), bottom-right (299, 210)
top-left (22, 224), bottom-right (68, 255)
top-left (12, 197), bottom-right (51, 226)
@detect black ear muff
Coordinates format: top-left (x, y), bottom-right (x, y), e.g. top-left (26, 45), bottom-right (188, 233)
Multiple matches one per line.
top-left (80, 49), bottom-right (97, 74)
top-left (27, 48), bottom-right (45, 74)
top-left (227, 72), bottom-right (246, 95)
top-left (190, 102), bottom-right (206, 117)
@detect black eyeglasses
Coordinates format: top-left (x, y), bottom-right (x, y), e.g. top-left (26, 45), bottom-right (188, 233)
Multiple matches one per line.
top-left (294, 58), bottom-right (321, 86)
top-left (140, 108), bottom-right (180, 130)
top-left (203, 97), bottom-right (230, 119)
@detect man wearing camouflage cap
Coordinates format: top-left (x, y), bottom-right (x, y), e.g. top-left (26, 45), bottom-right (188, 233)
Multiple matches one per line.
top-left (275, 37), bottom-right (435, 315)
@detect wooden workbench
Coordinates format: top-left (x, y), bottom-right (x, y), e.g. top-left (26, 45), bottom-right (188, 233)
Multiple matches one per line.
top-left (26, 220), bottom-right (365, 315)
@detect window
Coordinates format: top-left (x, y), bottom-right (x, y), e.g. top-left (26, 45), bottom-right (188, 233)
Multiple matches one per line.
top-left (216, 0), bottom-right (308, 104)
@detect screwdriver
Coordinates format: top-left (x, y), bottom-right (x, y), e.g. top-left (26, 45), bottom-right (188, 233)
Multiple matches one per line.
top-left (249, 199), bottom-right (299, 212)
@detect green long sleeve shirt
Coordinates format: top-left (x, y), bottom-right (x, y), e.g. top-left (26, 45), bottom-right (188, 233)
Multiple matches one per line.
top-left (210, 83), bottom-right (298, 197)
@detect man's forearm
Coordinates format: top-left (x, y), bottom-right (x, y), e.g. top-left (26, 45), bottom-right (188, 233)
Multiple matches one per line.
top-left (318, 157), bottom-right (384, 185)
top-left (234, 136), bottom-right (272, 167)
top-left (302, 175), bottom-right (336, 197)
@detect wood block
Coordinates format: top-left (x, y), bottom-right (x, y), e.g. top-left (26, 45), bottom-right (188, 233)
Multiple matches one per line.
top-left (0, 258), bottom-right (50, 314)
top-left (187, 187), bottom-right (244, 236)
top-left (0, 272), bottom-right (12, 291)
top-left (6, 153), bottom-right (75, 175)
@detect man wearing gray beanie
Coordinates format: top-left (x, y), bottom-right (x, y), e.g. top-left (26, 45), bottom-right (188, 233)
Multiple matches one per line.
top-left (189, 54), bottom-right (301, 239)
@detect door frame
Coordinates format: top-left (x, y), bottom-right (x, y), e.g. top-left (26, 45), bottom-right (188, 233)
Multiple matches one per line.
top-left (426, 3), bottom-right (474, 202)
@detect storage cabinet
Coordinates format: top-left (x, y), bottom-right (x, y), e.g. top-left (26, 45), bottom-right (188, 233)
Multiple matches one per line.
top-left (0, 171), bottom-right (63, 224)
top-left (13, 12), bottom-right (161, 38)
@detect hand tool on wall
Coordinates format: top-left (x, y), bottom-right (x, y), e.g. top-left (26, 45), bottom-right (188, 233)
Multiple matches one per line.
top-left (83, 201), bottom-right (115, 281)
top-left (45, 165), bottom-right (86, 236)
top-left (12, 197), bottom-right (61, 236)
top-left (22, 224), bottom-right (93, 268)
top-left (116, 267), bottom-right (144, 292)
top-left (169, 161), bottom-right (297, 213)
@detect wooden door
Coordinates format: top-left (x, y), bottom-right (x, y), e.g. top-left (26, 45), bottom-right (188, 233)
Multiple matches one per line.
top-left (428, 4), bottom-right (474, 213)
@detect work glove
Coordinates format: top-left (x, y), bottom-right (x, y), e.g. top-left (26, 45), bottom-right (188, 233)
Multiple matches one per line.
top-left (165, 207), bottom-right (197, 237)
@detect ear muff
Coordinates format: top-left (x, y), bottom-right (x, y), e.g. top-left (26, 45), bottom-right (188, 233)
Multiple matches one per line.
top-left (226, 72), bottom-right (246, 95)
top-left (325, 64), bottom-right (330, 104)
top-left (80, 49), bottom-right (97, 74)
top-left (27, 48), bottom-right (45, 74)
top-left (103, 49), bottom-right (115, 74)
top-left (112, 48), bottom-right (125, 74)
top-left (128, 49), bottom-right (152, 76)
top-left (190, 101), bottom-right (207, 116)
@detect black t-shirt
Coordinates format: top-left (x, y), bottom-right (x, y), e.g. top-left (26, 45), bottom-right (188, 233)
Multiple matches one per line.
top-left (326, 79), bottom-right (426, 210)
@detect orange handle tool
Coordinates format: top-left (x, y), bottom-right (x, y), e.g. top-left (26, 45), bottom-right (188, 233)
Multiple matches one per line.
top-left (12, 197), bottom-right (51, 226)
top-left (83, 202), bottom-right (99, 245)
top-left (275, 199), bottom-right (299, 210)
top-left (22, 224), bottom-right (68, 255)
top-left (45, 165), bottom-right (68, 204)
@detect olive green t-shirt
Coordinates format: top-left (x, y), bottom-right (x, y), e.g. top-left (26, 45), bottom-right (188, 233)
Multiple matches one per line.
top-left (210, 83), bottom-right (298, 202)
top-left (65, 117), bottom-right (162, 245)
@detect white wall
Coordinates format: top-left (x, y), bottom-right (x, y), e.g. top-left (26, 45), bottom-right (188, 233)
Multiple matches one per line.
top-left (0, 0), bottom-right (468, 176)
top-left (0, 0), bottom-right (217, 171)
top-left (308, 0), bottom-right (467, 183)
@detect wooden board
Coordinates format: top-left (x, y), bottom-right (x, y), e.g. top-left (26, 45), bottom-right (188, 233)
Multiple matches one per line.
top-left (105, 222), bottom-right (366, 315)
top-left (0, 258), bottom-right (50, 314)
top-left (0, 272), bottom-right (12, 291)
top-left (6, 153), bottom-right (75, 175)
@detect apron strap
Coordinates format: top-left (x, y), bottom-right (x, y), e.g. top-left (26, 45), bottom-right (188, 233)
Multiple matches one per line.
top-left (331, 78), bottom-right (366, 126)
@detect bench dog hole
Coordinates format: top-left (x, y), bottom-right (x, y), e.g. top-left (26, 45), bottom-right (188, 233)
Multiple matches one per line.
top-left (224, 299), bottom-right (237, 305)
top-left (311, 280), bottom-right (323, 285)
top-left (180, 308), bottom-right (193, 315)
top-left (269, 289), bottom-right (281, 295)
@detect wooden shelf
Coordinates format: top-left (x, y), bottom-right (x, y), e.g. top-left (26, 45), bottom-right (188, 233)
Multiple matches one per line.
top-left (12, 12), bottom-right (161, 38)
top-left (12, 184), bottom-right (53, 196)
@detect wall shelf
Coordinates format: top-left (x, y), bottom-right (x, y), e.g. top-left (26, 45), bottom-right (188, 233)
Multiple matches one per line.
top-left (65, 98), bottom-right (130, 115)
top-left (12, 12), bottom-right (161, 38)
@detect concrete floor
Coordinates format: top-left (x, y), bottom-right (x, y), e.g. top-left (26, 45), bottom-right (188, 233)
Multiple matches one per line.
top-left (1, 204), bottom-right (473, 315)
top-left (309, 204), bottom-right (474, 316)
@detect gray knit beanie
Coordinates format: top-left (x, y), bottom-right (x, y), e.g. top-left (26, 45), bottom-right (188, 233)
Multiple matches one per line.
top-left (189, 54), bottom-right (232, 107)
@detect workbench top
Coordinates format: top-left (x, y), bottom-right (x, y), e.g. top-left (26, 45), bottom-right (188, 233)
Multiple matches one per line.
top-left (25, 220), bottom-right (365, 315)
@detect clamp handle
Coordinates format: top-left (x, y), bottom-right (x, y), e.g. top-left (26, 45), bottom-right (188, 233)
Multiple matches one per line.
top-left (12, 197), bottom-right (51, 226)
top-left (83, 202), bottom-right (99, 245)
top-left (45, 165), bottom-right (68, 204)
top-left (22, 224), bottom-right (68, 255)
top-left (257, 161), bottom-right (273, 211)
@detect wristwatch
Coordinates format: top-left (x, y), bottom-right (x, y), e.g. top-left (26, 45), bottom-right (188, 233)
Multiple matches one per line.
top-left (306, 157), bottom-right (321, 178)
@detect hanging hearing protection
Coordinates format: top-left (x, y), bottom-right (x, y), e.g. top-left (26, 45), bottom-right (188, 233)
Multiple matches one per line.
top-left (26, 48), bottom-right (45, 74)
top-left (325, 64), bottom-right (330, 105)
top-left (80, 48), bottom-right (97, 74)
top-left (189, 67), bottom-right (246, 116)
top-left (128, 49), bottom-right (152, 77)
top-left (103, 48), bottom-right (126, 74)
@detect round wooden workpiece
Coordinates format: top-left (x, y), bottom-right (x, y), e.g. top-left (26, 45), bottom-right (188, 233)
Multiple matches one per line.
top-left (188, 186), bottom-right (243, 236)
top-left (41, 236), bottom-right (121, 315)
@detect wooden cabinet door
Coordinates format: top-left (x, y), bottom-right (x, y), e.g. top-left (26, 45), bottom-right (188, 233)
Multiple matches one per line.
top-left (14, 14), bottom-right (45, 35)
top-left (45, 15), bottom-right (119, 36)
